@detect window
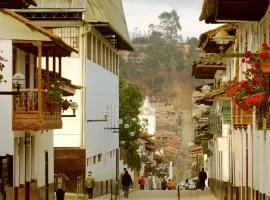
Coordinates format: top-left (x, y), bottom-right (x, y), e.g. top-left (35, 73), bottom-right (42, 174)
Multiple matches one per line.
top-left (48, 27), bottom-right (79, 57)
top-left (93, 156), bottom-right (97, 164)
top-left (110, 151), bottom-right (113, 158)
top-left (93, 36), bottom-right (97, 63)
top-left (98, 154), bottom-right (102, 162)
top-left (98, 39), bottom-right (102, 65)
top-left (87, 32), bottom-right (92, 60)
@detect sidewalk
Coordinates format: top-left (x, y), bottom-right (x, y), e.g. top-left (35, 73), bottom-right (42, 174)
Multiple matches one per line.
top-left (94, 189), bottom-right (137, 200)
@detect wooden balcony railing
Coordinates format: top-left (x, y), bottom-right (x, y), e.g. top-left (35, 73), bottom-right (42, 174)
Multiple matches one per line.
top-left (12, 89), bottom-right (62, 131)
top-left (232, 103), bottom-right (252, 126)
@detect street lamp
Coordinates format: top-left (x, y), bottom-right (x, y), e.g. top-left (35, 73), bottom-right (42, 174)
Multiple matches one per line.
top-left (212, 30), bottom-right (244, 57)
top-left (62, 101), bottom-right (79, 117)
top-left (0, 72), bottom-right (25, 95)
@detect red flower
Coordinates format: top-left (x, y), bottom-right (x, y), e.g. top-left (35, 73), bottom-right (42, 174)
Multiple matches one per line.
top-left (260, 52), bottom-right (269, 59)
top-left (241, 58), bottom-right (246, 63)
top-left (254, 62), bottom-right (260, 69)
top-left (245, 51), bottom-right (252, 58)
top-left (240, 80), bottom-right (248, 87)
top-left (249, 56), bottom-right (255, 62)
top-left (262, 43), bottom-right (268, 50)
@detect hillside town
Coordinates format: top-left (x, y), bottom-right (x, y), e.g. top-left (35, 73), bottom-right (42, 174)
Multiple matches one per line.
top-left (0, 0), bottom-right (270, 200)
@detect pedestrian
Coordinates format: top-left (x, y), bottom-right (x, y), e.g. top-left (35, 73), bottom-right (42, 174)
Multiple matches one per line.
top-left (121, 169), bottom-right (133, 198)
top-left (167, 179), bottom-right (173, 190)
top-left (149, 176), bottom-right (153, 190)
top-left (85, 171), bottom-right (95, 199)
top-left (198, 168), bottom-right (207, 190)
top-left (54, 171), bottom-right (69, 200)
top-left (138, 176), bottom-right (145, 190)
top-left (161, 178), bottom-right (167, 190)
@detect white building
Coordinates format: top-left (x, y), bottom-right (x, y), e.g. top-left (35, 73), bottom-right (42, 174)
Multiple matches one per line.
top-left (16, 0), bottom-right (133, 190)
top-left (139, 96), bottom-right (156, 137)
top-left (0, 9), bottom-right (76, 200)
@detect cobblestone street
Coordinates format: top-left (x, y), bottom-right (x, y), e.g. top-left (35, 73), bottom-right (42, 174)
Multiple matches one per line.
top-left (95, 189), bottom-right (217, 200)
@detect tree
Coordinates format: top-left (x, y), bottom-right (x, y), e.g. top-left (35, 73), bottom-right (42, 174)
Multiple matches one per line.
top-left (119, 78), bottom-right (144, 171)
top-left (158, 10), bottom-right (182, 41)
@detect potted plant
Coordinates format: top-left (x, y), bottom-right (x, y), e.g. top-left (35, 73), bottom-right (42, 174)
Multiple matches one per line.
top-left (242, 43), bottom-right (270, 73)
top-left (47, 81), bottom-right (62, 113)
top-left (234, 46), bottom-right (270, 110)
top-left (225, 78), bottom-right (241, 97)
top-left (62, 98), bottom-right (72, 111)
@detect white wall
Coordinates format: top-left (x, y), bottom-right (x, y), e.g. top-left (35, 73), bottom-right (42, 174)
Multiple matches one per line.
top-left (34, 131), bottom-right (54, 187)
top-left (0, 40), bottom-right (13, 155)
top-left (85, 60), bottom-right (119, 181)
top-left (53, 58), bottom-right (82, 147)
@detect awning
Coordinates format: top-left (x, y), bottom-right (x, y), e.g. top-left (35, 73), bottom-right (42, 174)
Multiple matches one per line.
top-left (42, 70), bottom-right (82, 96)
top-left (202, 87), bottom-right (231, 101)
top-left (200, 0), bottom-right (269, 23)
top-left (85, 0), bottom-right (133, 51)
top-left (198, 23), bottom-right (238, 53)
top-left (0, 0), bottom-right (36, 8)
top-left (1, 9), bottom-right (77, 57)
top-left (192, 54), bottom-right (226, 79)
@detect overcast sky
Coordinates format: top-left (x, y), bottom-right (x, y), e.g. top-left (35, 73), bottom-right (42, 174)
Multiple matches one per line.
top-left (122, 0), bottom-right (220, 40)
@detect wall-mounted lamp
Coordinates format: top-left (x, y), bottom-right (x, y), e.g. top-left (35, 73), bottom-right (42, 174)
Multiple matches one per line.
top-left (61, 102), bottom-right (79, 118)
top-left (87, 112), bottom-right (108, 122)
top-left (212, 30), bottom-right (244, 57)
top-left (0, 73), bottom-right (25, 95)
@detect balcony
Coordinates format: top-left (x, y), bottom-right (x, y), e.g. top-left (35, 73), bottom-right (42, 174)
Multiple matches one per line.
top-left (12, 89), bottom-right (62, 131)
top-left (232, 103), bottom-right (252, 126)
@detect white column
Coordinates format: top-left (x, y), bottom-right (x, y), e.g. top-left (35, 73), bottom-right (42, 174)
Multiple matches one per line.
top-left (19, 137), bottom-right (25, 186)
top-left (31, 136), bottom-right (35, 180)
top-left (25, 133), bottom-right (31, 182)
top-left (14, 137), bottom-right (20, 188)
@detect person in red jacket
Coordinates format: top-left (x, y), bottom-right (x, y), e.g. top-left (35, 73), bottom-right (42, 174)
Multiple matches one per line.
top-left (138, 176), bottom-right (145, 190)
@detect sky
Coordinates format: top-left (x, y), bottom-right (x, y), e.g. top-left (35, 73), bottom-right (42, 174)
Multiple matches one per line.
top-left (122, 0), bottom-right (221, 40)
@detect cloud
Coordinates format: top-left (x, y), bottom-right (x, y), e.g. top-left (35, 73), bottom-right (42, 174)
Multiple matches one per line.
top-left (123, 0), bottom-right (220, 39)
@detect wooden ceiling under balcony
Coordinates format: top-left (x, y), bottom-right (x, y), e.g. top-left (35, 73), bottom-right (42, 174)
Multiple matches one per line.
top-left (200, 0), bottom-right (269, 23)
top-left (192, 54), bottom-right (226, 79)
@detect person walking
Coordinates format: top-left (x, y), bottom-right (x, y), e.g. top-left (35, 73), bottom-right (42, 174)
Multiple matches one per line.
top-left (121, 169), bottom-right (133, 198)
top-left (198, 168), bottom-right (207, 190)
top-left (167, 179), bottom-right (173, 190)
top-left (161, 178), bottom-right (167, 190)
top-left (138, 176), bottom-right (145, 190)
top-left (54, 171), bottom-right (69, 200)
top-left (85, 171), bottom-right (95, 199)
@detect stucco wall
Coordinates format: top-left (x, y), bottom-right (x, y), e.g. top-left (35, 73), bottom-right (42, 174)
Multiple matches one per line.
top-left (53, 58), bottom-right (83, 147)
top-left (34, 132), bottom-right (54, 187)
top-left (85, 59), bottom-right (119, 181)
top-left (0, 40), bottom-right (13, 156)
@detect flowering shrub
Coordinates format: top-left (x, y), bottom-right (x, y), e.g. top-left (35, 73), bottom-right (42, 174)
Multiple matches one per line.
top-left (234, 43), bottom-right (269, 108)
top-left (47, 81), bottom-right (62, 104)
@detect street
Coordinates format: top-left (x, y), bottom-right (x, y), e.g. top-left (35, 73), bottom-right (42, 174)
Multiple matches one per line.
top-left (95, 189), bottom-right (217, 200)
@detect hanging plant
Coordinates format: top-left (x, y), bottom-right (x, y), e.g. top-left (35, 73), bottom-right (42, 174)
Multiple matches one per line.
top-left (0, 50), bottom-right (8, 84)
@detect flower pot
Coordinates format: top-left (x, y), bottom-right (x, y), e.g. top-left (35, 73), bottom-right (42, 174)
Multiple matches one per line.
top-left (62, 103), bottom-right (70, 111)
top-left (261, 60), bottom-right (270, 73)
top-left (47, 101), bottom-right (58, 113)
top-left (237, 102), bottom-right (251, 111)
top-left (225, 83), bottom-right (240, 97)
top-left (244, 93), bottom-right (264, 106)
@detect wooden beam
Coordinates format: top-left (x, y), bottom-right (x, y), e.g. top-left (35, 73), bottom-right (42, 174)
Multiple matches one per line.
top-left (58, 57), bottom-right (62, 83)
top-left (46, 51), bottom-right (49, 89)
top-left (37, 41), bottom-right (42, 115)
top-left (53, 56), bottom-right (56, 82)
